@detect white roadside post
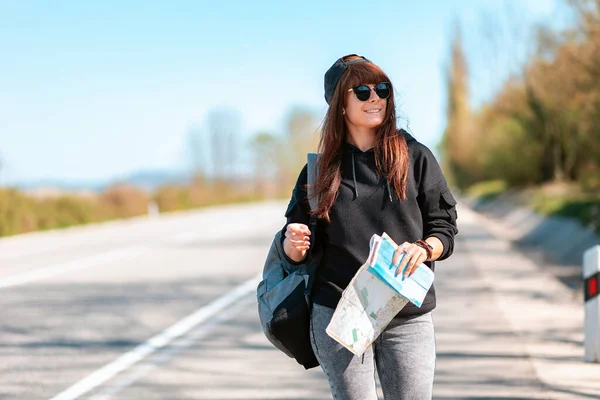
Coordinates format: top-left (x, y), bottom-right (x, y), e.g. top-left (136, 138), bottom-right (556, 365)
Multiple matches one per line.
top-left (583, 245), bottom-right (600, 363)
top-left (147, 200), bottom-right (160, 219)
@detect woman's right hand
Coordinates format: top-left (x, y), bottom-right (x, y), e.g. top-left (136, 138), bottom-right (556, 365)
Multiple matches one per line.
top-left (283, 223), bottom-right (311, 262)
top-left (285, 223), bottom-right (311, 251)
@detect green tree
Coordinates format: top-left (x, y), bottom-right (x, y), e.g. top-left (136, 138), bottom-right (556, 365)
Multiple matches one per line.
top-left (442, 25), bottom-right (474, 188)
top-left (249, 131), bottom-right (281, 198)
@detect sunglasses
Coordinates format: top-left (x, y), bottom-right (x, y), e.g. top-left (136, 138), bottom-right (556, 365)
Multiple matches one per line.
top-left (347, 82), bottom-right (391, 101)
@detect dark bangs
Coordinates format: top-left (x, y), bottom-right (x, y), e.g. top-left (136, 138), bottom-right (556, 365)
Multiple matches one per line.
top-left (340, 61), bottom-right (392, 91)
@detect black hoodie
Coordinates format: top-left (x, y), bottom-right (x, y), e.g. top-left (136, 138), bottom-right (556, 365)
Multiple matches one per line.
top-left (281, 130), bottom-right (458, 317)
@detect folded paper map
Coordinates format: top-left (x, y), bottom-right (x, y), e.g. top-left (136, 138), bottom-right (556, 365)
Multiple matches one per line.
top-left (325, 233), bottom-right (434, 356)
top-left (367, 233), bottom-right (434, 307)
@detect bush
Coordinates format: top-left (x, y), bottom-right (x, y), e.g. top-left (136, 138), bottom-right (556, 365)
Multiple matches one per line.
top-left (36, 195), bottom-right (94, 230)
top-left (0, 188), bottom-right (36, 236)
top-left (479, 118), bottom-right (541, 186)
top-left (530, 186), bottom-right (600, 234)
top-left (0, 178), bottom-right (266, 238)
top-left (466, 180), bottom-right (508, 202)
top-left (96, 185), bottom-right (149, 220)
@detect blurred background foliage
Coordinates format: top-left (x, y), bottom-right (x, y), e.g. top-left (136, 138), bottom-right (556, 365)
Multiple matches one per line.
top-left (0, 106), bottom-right (320, 238)
top-left (2, 0), bottom-right (600, 237)
top-left (443, 0), bottom-right (600, 233)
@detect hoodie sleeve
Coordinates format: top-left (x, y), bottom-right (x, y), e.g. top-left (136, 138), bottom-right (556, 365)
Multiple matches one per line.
top-left (279, 164), bottom-right (310, 265)
top-left (414, 145), bottom-right (459, 261)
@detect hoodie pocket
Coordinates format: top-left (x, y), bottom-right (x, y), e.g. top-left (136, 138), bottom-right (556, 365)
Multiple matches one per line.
top-left (440, 190), bottom-right (457, 220)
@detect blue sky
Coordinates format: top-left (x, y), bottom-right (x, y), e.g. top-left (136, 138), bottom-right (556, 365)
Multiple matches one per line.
top-left (0, 0), bottom-right (567, 186)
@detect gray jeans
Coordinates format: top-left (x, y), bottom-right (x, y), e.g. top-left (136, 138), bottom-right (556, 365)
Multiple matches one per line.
top-left (309, 303), bottom-right (436, 400)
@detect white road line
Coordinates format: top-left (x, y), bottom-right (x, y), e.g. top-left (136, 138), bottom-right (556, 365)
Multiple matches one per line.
top-left (48, 274), bottom-right (262, 400)
top-left (88, 294), bottom-right (257, 400)
top-left (0, 246), bottom-right (146, 289)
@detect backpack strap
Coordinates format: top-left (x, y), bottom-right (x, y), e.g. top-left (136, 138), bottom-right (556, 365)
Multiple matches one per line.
top-left (306, 152), bottom-right (321, 257)
top-left (307, 153), bottom-right (320, 212)
top-left (305, 153), bottom-right (321, 298)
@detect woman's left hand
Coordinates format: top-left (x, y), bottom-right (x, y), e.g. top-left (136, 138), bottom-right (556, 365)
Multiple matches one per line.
top-left (393, 242), bottom-right (428, 279)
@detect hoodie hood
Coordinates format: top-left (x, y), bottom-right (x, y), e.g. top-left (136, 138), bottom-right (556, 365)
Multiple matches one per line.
top-left (342, 140), bottom-right (393, 202)
top-left (342, 129), bottom-right (415, 202)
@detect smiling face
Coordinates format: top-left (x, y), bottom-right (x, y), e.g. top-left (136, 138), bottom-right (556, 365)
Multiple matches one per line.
top-left (344, 83), bottom-right (388, 132)
top-left (323, 55), bottom-right (396, 148)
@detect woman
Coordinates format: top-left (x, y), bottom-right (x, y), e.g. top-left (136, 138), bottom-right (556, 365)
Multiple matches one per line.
top-left (281, 54), bottom-right (458, 399)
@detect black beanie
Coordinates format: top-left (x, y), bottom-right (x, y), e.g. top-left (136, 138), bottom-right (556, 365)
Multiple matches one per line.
top-left (324, 54), bottom-right (372, 105)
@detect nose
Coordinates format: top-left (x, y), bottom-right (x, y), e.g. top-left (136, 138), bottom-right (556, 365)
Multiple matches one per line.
top-left (368, 86), bottom-right (379, 102)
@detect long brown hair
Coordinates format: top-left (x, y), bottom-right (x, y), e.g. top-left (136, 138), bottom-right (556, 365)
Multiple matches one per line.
top-left (312, 55), bottom-right (409, 222)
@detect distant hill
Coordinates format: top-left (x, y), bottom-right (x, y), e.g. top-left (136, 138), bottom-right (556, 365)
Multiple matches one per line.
top-left (14, 169), bottom-right (192, 195)
top-left (110, 170), bottom-right (192, 191)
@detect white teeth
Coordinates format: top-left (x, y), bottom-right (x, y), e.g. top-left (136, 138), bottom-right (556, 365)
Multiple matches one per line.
top-left (365, 109), bottom-right (381, 113)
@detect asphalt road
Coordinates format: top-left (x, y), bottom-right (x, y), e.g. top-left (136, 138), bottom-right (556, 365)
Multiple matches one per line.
top-left (1, 200), bottom-right (598, 400)
top-left (0, 202), bottom-right (290, 400)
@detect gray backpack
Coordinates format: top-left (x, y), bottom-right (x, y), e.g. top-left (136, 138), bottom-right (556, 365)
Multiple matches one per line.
top-left (256, 153), bottom-right (321, 369)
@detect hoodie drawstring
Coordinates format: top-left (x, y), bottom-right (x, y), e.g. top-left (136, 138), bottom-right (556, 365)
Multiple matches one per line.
top-left (348, 144), bottom-right (393, 203)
